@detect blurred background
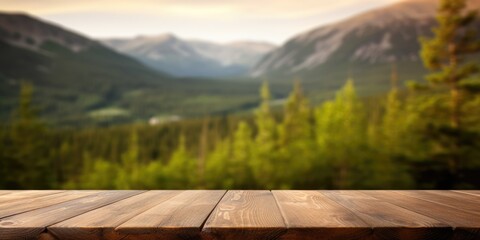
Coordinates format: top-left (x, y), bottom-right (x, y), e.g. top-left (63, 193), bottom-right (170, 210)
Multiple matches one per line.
top-left (0, 0), bottom-right (479, 190)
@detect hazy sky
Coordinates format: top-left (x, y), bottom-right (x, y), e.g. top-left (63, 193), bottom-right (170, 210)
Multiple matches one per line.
top-left (1, 0), bottom-right (402, 44)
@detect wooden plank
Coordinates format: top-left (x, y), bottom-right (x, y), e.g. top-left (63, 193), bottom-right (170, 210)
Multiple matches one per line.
top-left (0, 191), bottom-right (15, 196)
top-left (322, 191), bottom-right (452, 240)
top-left (202, 190), bottom-right (286, 240)
top-left (272, 190), bottom-right (371, 240)
top-left (0, 190), bottom-right (98, 219)
top-left (0, 190), bottom-right (64, 204)
top-left (393, 191), bottom-right (480, 215)
top-left (48, 190), bottom-right (182, 240)
top-left (117, 190), bottom-right (225, 240)
top-left (0, 190), bottom-right (475, 240)
top-left (364, 190), bottom-right (480, 240)
top-left (454, 190), bottom-right (480, 197)
top-left (0, 190), bottom-right (142, 239)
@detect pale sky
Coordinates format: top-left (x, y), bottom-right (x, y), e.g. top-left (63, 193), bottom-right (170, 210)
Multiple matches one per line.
top-left (0, 0), bottom-right (402, 44)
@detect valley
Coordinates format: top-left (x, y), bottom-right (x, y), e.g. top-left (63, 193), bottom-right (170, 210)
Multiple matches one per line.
top-left (1, 0), bottom-right (479, 126)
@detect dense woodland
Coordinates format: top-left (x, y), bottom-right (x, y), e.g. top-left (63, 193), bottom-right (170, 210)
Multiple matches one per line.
top-left (1, 0), bottom-right (480, 190)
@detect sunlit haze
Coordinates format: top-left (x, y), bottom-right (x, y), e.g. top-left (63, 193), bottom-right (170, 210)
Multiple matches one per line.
top-left (1, 0), bottom-right (402, 43)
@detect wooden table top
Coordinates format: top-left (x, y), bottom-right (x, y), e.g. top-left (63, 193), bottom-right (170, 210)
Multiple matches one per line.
top-left (0, 190), bottom-right (478, 240)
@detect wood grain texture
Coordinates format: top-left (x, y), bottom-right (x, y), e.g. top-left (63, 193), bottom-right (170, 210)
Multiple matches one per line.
top-left (0, 191), bottom-right (15, 196)
top-left (273, 190), bottom-right (371, 240)
top-left (322, 191), bottom-right (452, 240)
top-left (0, 190), bottom-right (64, 204)
top-left (364, 190), bottom-right (480, 240)
top-left (0, 190), bottom-right (478, 240)
top-left (0, 190), bottom-right (98, 219)
top-left (0, 190), bottom-right (142, 239)
top-left (393, 191), bottom-right (480, 215)
top-left (48, 190), bottom-right (182, 240)
top-left (203, 190), bottom-right (286, 240)
top-left (454, 190), bottom-right (480, 197)
top-left (117, 190), bottom-right (225, 240)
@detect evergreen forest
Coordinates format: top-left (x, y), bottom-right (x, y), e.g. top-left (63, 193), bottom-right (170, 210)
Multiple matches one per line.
top-left (1, 0), bottom-right (480, 190)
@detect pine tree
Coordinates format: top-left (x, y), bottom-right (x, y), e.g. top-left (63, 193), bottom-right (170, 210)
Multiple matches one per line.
top-left (251, 82), bottom-right (278, 188)
top-left (205, 138), bottom-right (232, 188)
top-left (277, 81), bottom-right (314, 188)
top-left (197, 117), bottom-right (209, 188)
top-left (372, 65), bottom-right (414, 188)
top-left (315, 80), bottom-right (366, 188)
top-left (115, 130), bottom-right (141, 189)
top-left (420, 0), bottom-right (480, 185)
top-left (382, 65), bottom-right (403, 153)
top-left (3, 82), bottom-right (52, 189)
top-left (164, 135), bottom-right (196, 189)
top-left (231, 121), bottom-right (254, 188)
top-left (421, 0), bottom-right (480, 127)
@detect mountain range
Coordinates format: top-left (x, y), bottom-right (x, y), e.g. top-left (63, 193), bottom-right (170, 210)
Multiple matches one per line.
top-left (1, 0), bottom-right (480, 125)
top-left (101, 35), bottom-right (276, 78)
top-left (0, 13), bottom-right (260, 125)
top-left (252, 0), bottom-right (480, 92)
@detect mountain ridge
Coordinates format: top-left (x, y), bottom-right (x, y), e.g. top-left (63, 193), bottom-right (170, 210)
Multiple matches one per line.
top-left (251, 0), bottom-right (480, 85)
top-left (101, 34), bottom-right (276, 78)
top-left (0, 12), bottom-right (171, 124)
top-left (0, 12), bottom-right (95, 53)
top-left (0, 11), bottom-right (265, 126)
